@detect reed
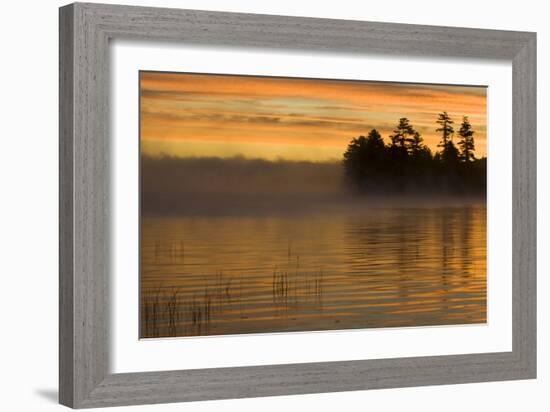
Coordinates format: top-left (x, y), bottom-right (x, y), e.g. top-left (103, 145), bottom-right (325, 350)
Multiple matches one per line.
top-left (272, 268), bottom-right (289, 304)
top-left (152, 239), bottom-right (185, 264)
top-left (166, 287), bottom-right (179, 336)
top-left (143, 241), bottom-right (326, 338)
top-left (141, 286), bottom-right (162, 338)
top-left (271, 263), bottom-right (324, 311)
top-left (141, 271), bottom-right (234, 338)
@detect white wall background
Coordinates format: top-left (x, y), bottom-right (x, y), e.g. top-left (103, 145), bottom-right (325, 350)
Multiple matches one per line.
top-left (0, 0), bottom-right (546, 411)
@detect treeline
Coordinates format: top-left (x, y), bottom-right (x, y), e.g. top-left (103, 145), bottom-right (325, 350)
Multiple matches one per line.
top-left (342, 112), bottom-right (486, 195)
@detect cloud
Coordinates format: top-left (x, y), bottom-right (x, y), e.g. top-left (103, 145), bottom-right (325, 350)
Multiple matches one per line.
top-left (140, 71), bottom-right (487, 158)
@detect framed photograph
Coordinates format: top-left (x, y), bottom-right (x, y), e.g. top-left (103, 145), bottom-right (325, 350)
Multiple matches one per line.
top-left (59, 2), bottom-right (536, 408)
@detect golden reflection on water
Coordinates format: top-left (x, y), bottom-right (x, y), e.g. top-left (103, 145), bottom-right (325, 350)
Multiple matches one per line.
top-left (140, 205), bottom-right (486, 338)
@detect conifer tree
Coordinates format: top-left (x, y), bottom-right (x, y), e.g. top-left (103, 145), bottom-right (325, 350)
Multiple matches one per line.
top-left (441, 141), bottom-right (460, 165)
top-left (457, 116), bottom-right (476, 162)
top-left (343, 129), bottom-right (387, 185)
top-left (436, 112), bottom-right (454, 147)
top-left (390, 118), bottom-right (415, 149)
top-left (436, 112), bottom-right (459, 165)
top-left (408, 131), bottom-right (425, 156)
top-left (364, 128), bottom-right (386, 153)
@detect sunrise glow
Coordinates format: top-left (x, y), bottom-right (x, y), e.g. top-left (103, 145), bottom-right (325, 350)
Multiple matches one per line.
top-left (140, 71), bottom-right (487, 162)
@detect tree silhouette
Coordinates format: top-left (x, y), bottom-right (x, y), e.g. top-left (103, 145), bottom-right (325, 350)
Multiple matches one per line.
top-left (343, 135), bottom-right (368, 185)
top-left (441, 140), bottom-right (460, 165)
top-left (457, 116), bottom-right (476, 162)
top-left (408, 131), bottom-right (433, 179)
top-left (364, 128), bottom-right (386, 154)
top-left (342, 114), bottom-right (485, 195)
top-left (343, 129), bottom-right (387, 189)
top-left (390, 117), bottom-right (416, 150)
top-left (436, 112), bottom-right (454, 147)
top-left (436, 112), bottom-right (461, 166)
top-left (408, 131), bottom-right (426, 157)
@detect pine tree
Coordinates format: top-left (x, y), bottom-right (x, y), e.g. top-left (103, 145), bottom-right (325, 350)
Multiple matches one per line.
top-left (343, 135), bottom-right (368, 182)
top-left (342, 129), bottom-right (387, 187)
top-left (390, 118), bottom-right (415, 149)
top-left (436, 112), bottom-right (454, 147)
top-left (441, 141), bottom-right (460, 165)
top-left (457, 116), bottom-right (476, 162)
top-left (364, 128), bottom-right (385, 153)
top-left (408, 131), bottom-right (425, 156)
top-left (436, 111), bottom-right (459, 165)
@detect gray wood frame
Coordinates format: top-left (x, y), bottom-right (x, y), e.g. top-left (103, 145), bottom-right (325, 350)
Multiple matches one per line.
top-left (59, 2), bottom-right (536, 408)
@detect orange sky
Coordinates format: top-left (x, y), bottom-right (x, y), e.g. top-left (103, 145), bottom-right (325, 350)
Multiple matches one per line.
top-left (140, 71), bottom-right (487, 161)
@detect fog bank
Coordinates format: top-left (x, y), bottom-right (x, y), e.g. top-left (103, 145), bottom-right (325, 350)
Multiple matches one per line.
top-left (141, 155), bottom-right (485, 216)
top-left (141, 156), bottom-right (347, 216)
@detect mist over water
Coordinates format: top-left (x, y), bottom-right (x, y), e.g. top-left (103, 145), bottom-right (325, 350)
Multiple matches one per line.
top-left (140, 156), bottom-right (486, 338)
top-left (141, 155), bottom-right (484, 216)
top-left (141, 155), bottom-right (346, 216)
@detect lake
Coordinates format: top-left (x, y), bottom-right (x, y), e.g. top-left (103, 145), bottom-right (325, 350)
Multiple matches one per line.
top-left (140, 203), bottom-right (486, 338)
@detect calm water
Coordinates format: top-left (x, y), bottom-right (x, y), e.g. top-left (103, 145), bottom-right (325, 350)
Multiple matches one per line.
top-left (140, 204), bottom-right (486, 338)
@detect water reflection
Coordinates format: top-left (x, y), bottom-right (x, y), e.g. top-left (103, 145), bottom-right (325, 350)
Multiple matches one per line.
top-left (140, 204), bottom-right (486, 338)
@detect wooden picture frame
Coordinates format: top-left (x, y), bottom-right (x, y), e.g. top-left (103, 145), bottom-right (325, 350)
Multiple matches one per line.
top-left (59, 2), bottom-right (536, 408)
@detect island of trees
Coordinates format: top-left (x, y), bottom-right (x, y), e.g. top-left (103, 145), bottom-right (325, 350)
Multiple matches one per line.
top-left (342, 112), bottom-right (486, 195)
